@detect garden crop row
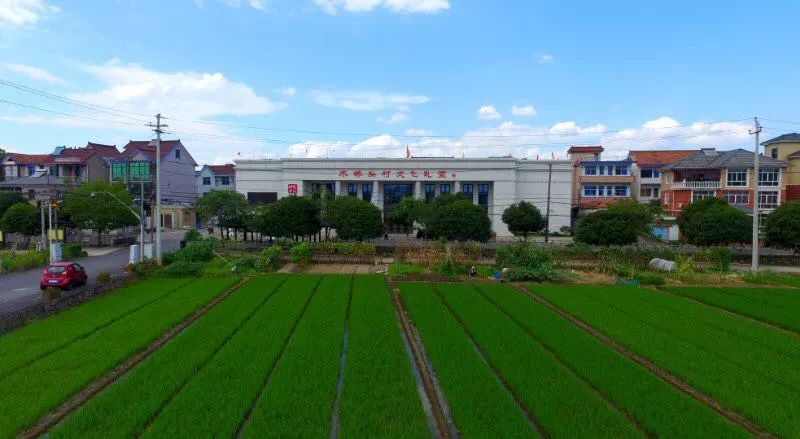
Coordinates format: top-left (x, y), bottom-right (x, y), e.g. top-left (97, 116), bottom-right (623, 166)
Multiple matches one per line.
top-left (476, 283), bottom-right (747, 438)
top-left (666, 286), bottom-right (800, 332)
top-left (532, 285), bottom-right (800, 438)
top-left (398, 282), bottom-right (535, 437)
top-left (435, 283), bottom-right (642, 438)
top-left (0, 277), bottom-right (237, 439)
top-left (51, 275), bottom-right (288, 438)
top-left (140, 275), bottom-right (320, 438)
top-left (0, 278), bottom-right (191, 378)
top-left (337, 276), bottom-right (429, 438)
top-left (241, 275), bottom-right (350, 437)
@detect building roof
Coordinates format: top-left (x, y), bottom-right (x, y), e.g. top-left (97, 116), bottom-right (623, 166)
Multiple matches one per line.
top-left (761, 133), bottom-right (800, 146)
top-left (0, 173), bottom-right (67, 187)
top-left (85, 142), bottom-right (122, 159)
top-left (46, 147), bottom-right (99, 164)
top-left (661, 148), bottom-right (790, 170)
top-left (567, 145), bottom-right (604, 154)
top-left (208, 164), bottom-right (235, 175)
top-left (628, 150), bottom-right (696, 166)
top-left (122, 139), bottom-right (182, 159)
top-left (5, 153), bottom-right (51, 164)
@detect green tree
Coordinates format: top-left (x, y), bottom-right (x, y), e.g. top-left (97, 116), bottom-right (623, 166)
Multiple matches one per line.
top-left (62, 181), bottom-right (138, 245)
top-left (252, 203), bottom-right (279, 241)
top-left (764, 202), bottom-right (800, 249)
top-left (1, 202), bottom-right (40, 244)
top-left (328, 196), bottom-right (384, 241)
top-left (575, 200), bottom-right (655, 246)
top-left (195, 189), bottom-right (249, 239)
top-left (0, 192), bottom-right (26, 219)
top-left (677, 197), bottom-right (750, 246)
top-left (428, 199), bottom-right (491, 242)
top-left (391, 196), bottom-right (428, 236)
top-left (272, 196), bottom-right (321, 240)
top-left (502, 201), bottom-right (545, 240)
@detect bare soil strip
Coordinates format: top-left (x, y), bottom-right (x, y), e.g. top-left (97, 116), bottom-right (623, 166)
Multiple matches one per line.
top-left (328, 277), bottom-right (354, 439)
top-left (474, 284), bottom-right (653, 438)
top-left (387, 280), bottom-right (453, 439)
top-left (18, 277), bottom-right (249, 439)
top-left (233, 276), bottom-right (322, 438)
top-left (429, 283), bottom-right (547, 438)
top-left (513, 284), bottom-right (776, 439)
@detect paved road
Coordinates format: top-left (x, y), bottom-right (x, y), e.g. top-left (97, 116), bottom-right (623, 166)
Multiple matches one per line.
top-left (0, 231), bottom-right (184, 317)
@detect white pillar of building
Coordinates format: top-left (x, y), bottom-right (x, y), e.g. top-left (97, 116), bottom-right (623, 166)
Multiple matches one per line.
top-left (334, 180), bottom-right (342, 197)
top-left (414, 181), bottom-right (422, 199)
top-left (454, 181), bottom-right (461, 193)
top-left (372, 180), bottom-right (381, 210)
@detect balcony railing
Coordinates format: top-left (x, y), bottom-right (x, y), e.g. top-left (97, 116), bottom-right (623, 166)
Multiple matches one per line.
top-left (672, 181), bottom-right (721, 189)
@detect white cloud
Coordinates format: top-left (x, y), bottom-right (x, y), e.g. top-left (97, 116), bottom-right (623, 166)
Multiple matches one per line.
top-left (0, 63), bottom-right (66, 84)
top-left (549, 121), bottom-right (606, 136)
top-left (312, 90), bottom-right (430, 112)
top-left (273, 86), bottom-right (296, 97)
top-left (217, 0), bottom-right (267, 10)
top-left (405, 128), bottom-right (433, 136)
top-left (0, 0), bottom-right (58, 26)
top-left (538, 53), bottom-right (554, 63)
top-left (377, 112), bottom-right (409, 124)
top-left (476, 105), bottom-right (501, 121)
top-left (511, 105), bottom-right (537, 117)
top-left (313, 0), bottom-right (449, 14)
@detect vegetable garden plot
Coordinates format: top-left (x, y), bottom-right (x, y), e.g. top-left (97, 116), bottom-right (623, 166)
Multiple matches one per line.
top-left (338, 276), bottom-right (429, 438)
top-left (0, 277), bottom-right (237, 439)
top-left (476, 283), bottom-right (748, 438)
top-left (50, 275), bottom-right (288, 438)
top-left (140, 275), bottom-right (320, 438)
top-left (399, 282), bottom-right (535, 438)
top-left (0, 278), bottom-right (190, 378)
top-left (435, 283), bottom-right (642, 438)
top-left (666, 286), bottom-right (800, 332)
top-left (532, 285), bottom-right (800, 438)
top-left (241, 275), bottom-right (351, 438)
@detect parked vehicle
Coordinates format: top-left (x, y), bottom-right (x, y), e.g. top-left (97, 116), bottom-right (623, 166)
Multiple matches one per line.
top-left (40, 262), bottom-right (88, 290)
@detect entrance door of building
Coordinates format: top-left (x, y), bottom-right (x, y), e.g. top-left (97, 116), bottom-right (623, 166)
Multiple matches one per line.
top-left (383, 183), bottom-right (413, 233)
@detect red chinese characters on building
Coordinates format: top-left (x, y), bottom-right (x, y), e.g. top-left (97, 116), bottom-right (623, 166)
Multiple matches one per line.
top-left (335, 169), bottom-right (453, 179)
top-left (381, 170), bottom-right (391, 178)
top-left (395, 170), bottom-right (405, 178)
top-left (423, 171), bottom-right (432, 178)
top-left (353, 170), bottom-right (363, 178)
top-left (437, 170), bottom-right (447, 178)
top-left (338, 170), bottom-right (349, 177)
top-left (287, 183), bottom-right (298, 195)
top-left (367, 170), bottom-right (377, 177)
top-left (410, 170), bottom-right (419, 178)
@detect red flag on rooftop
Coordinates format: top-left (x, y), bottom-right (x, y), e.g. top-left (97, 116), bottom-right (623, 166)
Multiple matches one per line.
top-left (406, 145), bottom-right (410, 158)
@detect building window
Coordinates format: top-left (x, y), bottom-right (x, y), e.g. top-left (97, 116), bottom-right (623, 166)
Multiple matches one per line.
top-left (462, 183), bottom-right (473, 199)
top-left (440, 184), bottom-right (450, 194)
top-left (664, 193), bottom-right (670, 205)
top-left (220, 176), bottom-right (230, 186)
top-left (584, 166), bottom-right (597, 176)
top-left (640, 187), bottom-right (659, 198)
top-left (325, 183), bottom-right (335, 196)
top-left (692, 190), bottom-right (714, 202)
top-left (758, 191), bottom-right (779, 209)
top-left (112, 162), bottom-right (127, 181)
top-left (362, 183), bottom-right (372, 202)
top-left (723, 191), bottom-right (748, 205)
top-left (424, 184), bottom-right (436, 202)
top-left (614, 186), bottom-right (629, 197)
top-left (614, 166), bottom-right (629, 176)
top-left (758, 168), bottom-right (779, 187)
top-left (202, 177), bottom-right (211, 186)
top-left (478, 184), bottom-right (489, 210)
top-left (130, 161), bottom-right (150, 182)
top-left (27, 165), bottom-right (35, 175)
top-left (347, 183), bottom-right (357, 197)
top-left (641, 169), bottom-right (660, 179)
top-left (726, 168), bottom-right (747, 187)
top-left (583, 185), bottom-right (597, 197)
top-left (598, 165), bottom-right (605, 175)
top-left (771, 148), bottom-right (778, 159)
top-left (175, 148), bottom-right (181, 159)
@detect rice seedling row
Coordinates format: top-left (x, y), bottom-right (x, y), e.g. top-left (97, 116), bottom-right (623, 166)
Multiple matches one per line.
top-left (49, 275), bottom-right (288, 438)
top-left (475, 283), bottom-right (748, 438)
top-left (532, 285), bottom-right (800, 438)
top-left (0, 278), bottom-right (191, 378)
top-left (665, 286), bottom-right (800, 333)
top-left (240, 275), bottom-right (351, 437)
top-left (337, 276), bottom-right (429, 438)
top-left (434, 283), bottom-right (642, 438)
top-left (139, 275), bottom-right (321, 438)
top-left (398, 282), bottom-right (536, 438)
top-left (0, 277), bottom-right (237, 439)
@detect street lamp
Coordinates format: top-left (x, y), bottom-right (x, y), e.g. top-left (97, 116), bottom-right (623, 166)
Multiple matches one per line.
top-left (91, 191), bottom-right (144, 263)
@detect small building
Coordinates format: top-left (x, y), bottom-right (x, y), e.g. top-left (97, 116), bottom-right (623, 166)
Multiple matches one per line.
top-left (2, 153), bottom-right (51, 181)
top-left (0, 174), bottom-right (68, 203)
top-left (45, 146), bottom-right (110, 183)
top-left (196, 164), bottom-right (236, 196)
top-left (568, 145), bottom-right (635, 214)
top-left (628, 150), bottom-right (696, 204)
top-left (761, 133), bottom-right (800, 201)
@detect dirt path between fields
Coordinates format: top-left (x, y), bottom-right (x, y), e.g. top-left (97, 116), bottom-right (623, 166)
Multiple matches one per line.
top-left (19, 277), bottom-right (250, 439)
top-left (328, 277), bottom-right (353, 439)
top-left (513, 283), bottom-right (776, 439)
top-left (387, 280), bottom-right (455, 439)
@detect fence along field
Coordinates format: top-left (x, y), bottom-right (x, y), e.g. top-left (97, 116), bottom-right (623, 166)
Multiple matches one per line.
top-left (532, 285), bottom-right (800, 438)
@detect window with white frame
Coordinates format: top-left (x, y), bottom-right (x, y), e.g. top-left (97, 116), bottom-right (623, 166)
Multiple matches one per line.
top-left (614, 186), bottom-right (629, 196)
top-left (723, 191), bottom-right (748, 205)
top-left (614, 166), bottom-right (629, 176)
top-left (758, 168), bottom-right (779, 187)
top-left (726, 168), bottom-right (747, 187)
top-left (583, 185), bottom-right (629, 197)
top-left (692, 191), bottom-right (714, 202)
top-left (202, 177), bottom-right (211, 185)
top-left (758, 191), bottom-right (779, 209)
top-left (640, 169), bottom-right (660, 179)
top-left (583, 185), bottom-right (597, 197)
top-left (640, 187), bottom-right (660, 198)
top-left (583, 166), bottom-right (597, 175)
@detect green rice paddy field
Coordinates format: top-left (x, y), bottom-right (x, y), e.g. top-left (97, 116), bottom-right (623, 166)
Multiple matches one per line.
top-left (1, 274), bottom-right (798, 438)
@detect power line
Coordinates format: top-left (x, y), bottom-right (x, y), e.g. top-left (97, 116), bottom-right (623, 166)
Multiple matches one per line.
top-left (0, 98), bottom-right (147, 127)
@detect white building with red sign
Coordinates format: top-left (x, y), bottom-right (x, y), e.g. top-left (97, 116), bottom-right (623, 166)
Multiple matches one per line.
top-left (234, 157), bottom-right (572, 237)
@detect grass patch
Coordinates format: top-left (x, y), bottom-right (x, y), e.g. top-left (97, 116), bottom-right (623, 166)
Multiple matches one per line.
top-left (387, 263), bottom-right (424, 277)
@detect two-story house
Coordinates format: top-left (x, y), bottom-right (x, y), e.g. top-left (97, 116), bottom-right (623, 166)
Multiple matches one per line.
top-left (2, 153), bottom-right (50, 180)
top-left (46, 146), bottom-right (110, 183)
top-left (569, 145), bottom-right (635, 214)
top-left (660, 148), bottom-right (790, 219)
top-left (628, 150), bottom-right (696, 204)
top-left (196, 164), bottom-right (236, 196)
top-left (761, 133), bottom-right (800, 201)
top-left (111, 139), bottom-right (198, 229)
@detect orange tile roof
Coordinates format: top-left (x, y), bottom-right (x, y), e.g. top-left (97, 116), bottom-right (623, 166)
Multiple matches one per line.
top-left (629, 150), bottom-right (696, 166)
top-left (567, 145), bottom-right (604, 154)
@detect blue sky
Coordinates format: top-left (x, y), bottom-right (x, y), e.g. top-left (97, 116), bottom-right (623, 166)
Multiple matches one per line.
top-left (1, 0), bottom-right (799, 165)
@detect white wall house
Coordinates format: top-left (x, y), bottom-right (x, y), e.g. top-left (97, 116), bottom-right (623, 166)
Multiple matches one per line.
top-left (196, 164), bottom-right (236, 196)
top-left (234, 157), bottom-right (572, 237)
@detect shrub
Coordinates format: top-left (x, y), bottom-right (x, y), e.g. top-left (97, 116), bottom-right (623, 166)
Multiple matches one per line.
top-left (158, 260), bottom-right (204, 277)
top-left (741, 269), bottom-right (786, 285)
top-left (162, 250), bottom-right (180, 265)
top-left (180, 239), bottom-right (215, 262)
top-left (387, 263), bottom-right (423, 277)
top-left (505, 265), bottom-right (558, 282)
top-left (184, 228), bottom-right (202, 243)
top-left (707, 246), bottom-right (732, 272)
top-left (96, 272), bottom-right (112, 283)
top-left (476, 265), bottom-right (495, 278)
top-left (496, 242), bottom-right (558, 282)
top-left (1, 250), bottom-right (48, 273)
top-left (255, 245), bottom-right (282, 272)
top-left (127, 259), bottom-right (160, 277)
top-left (203, 258), bottom-right (235, 277)
top-left (438, 255), bottom-right (456, 276)
top-left (637, 272), bottom-right (665, 285)
top-left (232, 255), bottom-right (257, 274)
top-left (62, 244), bottom-right (87, 259)
top-left (290, 242), bottom-right (312, 266)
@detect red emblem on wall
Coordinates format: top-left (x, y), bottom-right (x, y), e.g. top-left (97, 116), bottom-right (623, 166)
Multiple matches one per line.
top-left (287, 184), bottom-right (298, 195)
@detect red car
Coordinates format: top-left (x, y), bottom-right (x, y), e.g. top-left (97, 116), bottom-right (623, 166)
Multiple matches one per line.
top-left (40, 262), bottom-right (88, 290)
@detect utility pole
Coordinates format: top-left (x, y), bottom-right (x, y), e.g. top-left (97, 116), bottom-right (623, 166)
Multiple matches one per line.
top-left (147, 114), bottom-right (167, 264)
top-left (140, 177), bottom-right (145, 263)
top-left (750, 117), bottom-right (762, 272)
top-left (40, 200), bottom-right (45, 248)
top-left (544, 162), bottom-right (553, 243)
